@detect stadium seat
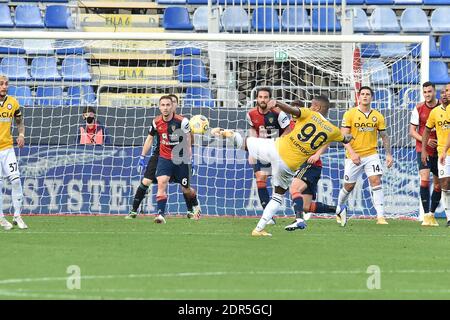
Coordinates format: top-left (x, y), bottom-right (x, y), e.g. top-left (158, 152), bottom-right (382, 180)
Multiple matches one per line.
top-left (248, 0), bottom-right (276, 4)
top-left (0, 4), bottom-right (13, 28)
top-left (369, 7), bottom-right (400, 33)
top-left (24, 39), bottom-right (54, 55)
top-left (281, 8), bottom-right (311, 32)
top-left (252, 7), bottom-right (280, 32)
top-left (178, 59), bottom-right (209, 82)
top-left (431, 8), bottom-right (450, 33)
top-left (378, 43), bottom-right (409, 57)
top-left (398, 87), bottom-right (419, 110)
top-left (346, 0), bottom-right (364, 3)
top-left (30, 57), bottom-right (61, 81)
top-left (185, 87), bottom-right (215, 107)
top-left (36, 86), bottom-right (64, 107)
top-left (187, 0), bottom-right (216, 3)
top-left (365, 0), bottom-right (394, 4)
top-left (163, 7), bottom-right (193, 30)
top-left (424, 0), bottom-right (449, 4)
top-left (360, 43), bottom-right (380, 58)
top-left (61, 57), bottom-right (91, 81)
top-left (352, 8), bottom-right (370, 33)
top-left (373, 90), bottom-right (392, 109)
top-left (15, 5), bottom-right (44, 28)
top-left (0, 57), bottom-right (30, 81)
top-left (173, 47), bottom-right (202, 56)
top-left (395, 0), bottom-right (422, 3)
top-left (429, 61), bottom-right (450, 85)
top-left (66, 86), bottom-right (96, 106)
top-left (439, 35), bottom-right (450, 58)
top-left (392, 60), bottom-right (419, 84)
top-left (55, 47), bottom-right (86, 55)
top-left (45, 5), bottom-right (73, 28)
top-left (408, 37), bottom-right (440, 58)
top-left (217, 0), bottom-right (247, 4)
top-left (312, 8), bottom-right (341, 32)
top-left (7, 86), bottom-right (33, 107)
top-left (221, 7), bottom-right (250, 32)
top-left (157, 0), bottom-right (186, 4)
top-left (0, 47), bottom-right (26, 54)
top-left (400, 8), bottom-right (430, 33)
top-left (193, 7), bottom-right (209, 32)
top-left (362, 60), bottom-right (391, 85)
top-left (54, 39), bottom-right (86, 55)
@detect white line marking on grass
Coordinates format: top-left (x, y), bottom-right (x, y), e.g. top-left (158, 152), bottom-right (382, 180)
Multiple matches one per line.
top-left (2, 269), bottom-right (450, 286)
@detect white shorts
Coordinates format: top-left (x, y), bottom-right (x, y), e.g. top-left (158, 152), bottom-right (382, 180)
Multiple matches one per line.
top-left (246, 137), bottom-right (295, 190)
top-left (344, 153), bottom-right (383, 183)
top-left (0, 148), bottom-right (20, 179)
top-left (438, 155), bottom-right (450, 178)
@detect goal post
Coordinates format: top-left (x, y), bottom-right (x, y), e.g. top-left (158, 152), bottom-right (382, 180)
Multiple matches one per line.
top-left (0, 31), bottom-right (432, 219)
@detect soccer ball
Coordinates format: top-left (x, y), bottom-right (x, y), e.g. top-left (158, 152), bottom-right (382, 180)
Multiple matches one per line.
top-left (189, 115), bottom-right (209, 134)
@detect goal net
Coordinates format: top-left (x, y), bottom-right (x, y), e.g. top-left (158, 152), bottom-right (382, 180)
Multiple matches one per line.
top-left (0, 32), bottom-right (431, 219)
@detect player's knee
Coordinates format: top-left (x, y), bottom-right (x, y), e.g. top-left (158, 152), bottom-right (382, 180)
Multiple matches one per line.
top-left (420, 180), bottom-right (430, 188)
top-left (256, 180), bottom-right (267, 189)
top-left (141, 178), bottom-right (152, 186)
top-left (344, 183), bottom-right (355, 192)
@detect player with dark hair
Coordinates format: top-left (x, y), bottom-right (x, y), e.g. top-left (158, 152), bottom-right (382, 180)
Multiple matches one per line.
top-left (246, 87), bottom-right (290, 219)
top-left (409, 81), bottom-right (441, 226)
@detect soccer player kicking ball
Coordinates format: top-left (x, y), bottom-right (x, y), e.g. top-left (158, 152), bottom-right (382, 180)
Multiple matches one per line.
top-left (423, 83), bottom-right (450, 228)
top-left (212, 95), bottom-right (353, 236)
top-left (0, 75), bottom-right (27, 230)
top-left (335, 86), bottom-right (393, 226)
top-left (129, 96), bottom-right (201, 224)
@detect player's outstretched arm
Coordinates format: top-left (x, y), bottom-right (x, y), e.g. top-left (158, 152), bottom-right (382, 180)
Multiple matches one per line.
top-left (379, 131), bottom-right (393, 168)
top-left (268, 100), bottom-right (300, 118)
top-left (14, 112), bottom-right (25, 148)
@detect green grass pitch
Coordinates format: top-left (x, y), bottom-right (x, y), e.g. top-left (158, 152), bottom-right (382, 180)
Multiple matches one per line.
top-left (0, 215), bottom-right (449, 300)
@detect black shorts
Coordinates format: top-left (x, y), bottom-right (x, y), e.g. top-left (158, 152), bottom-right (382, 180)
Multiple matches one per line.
top-left (417, 152), bottom-right (438, 176)
top-left (143, 153), bottom-right (159, 182)
top-left (294, 163), bottom-right (322, 199)
top-left (156, 156), bottom-right (191, 188)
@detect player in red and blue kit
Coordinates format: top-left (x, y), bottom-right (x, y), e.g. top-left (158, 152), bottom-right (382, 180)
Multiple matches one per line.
top-left (246, 88), bottom-right (290, 214)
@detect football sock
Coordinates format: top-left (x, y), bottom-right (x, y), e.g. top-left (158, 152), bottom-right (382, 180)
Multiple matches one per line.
top-left (10, 177), bottom-right (23, 217)
top-left (132, 183), bottom-right (148, 212)
top-left (256, 193), bottom-right (282, 231)
top-left (156, 195), bottom-right (168, 216)
top-left (309, 202), bottom-right (337, 214)
top-left (430, 186), bottom-right (441, 214)
top-left (371, 185), bottom-right (385, 218)
top-left (337, 188), bottom-right (350, 209)
top-left (291, 192), bottom-right (304, 219)
top-left (419, 180), bottom-right (430, 213)
top-left (442, 190), bottom-right (450, 221)
top-left (0, 179), bottom-right (3, 218)
top-left (256, 181), bottom-right (270, 209)
top-left (232, 132), bottom-right (244, 149)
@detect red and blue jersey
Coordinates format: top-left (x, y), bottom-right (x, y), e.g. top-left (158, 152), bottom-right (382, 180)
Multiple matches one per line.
top-left (246, 107), bottom-right (290, 138)
top-left (149, 114), bottom-right (191, 160)
top-left (410, 101), bottom-right (439, 156)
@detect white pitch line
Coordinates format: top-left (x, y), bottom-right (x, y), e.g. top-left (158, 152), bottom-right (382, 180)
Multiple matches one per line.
top-left (1, 269), bottom-right (450, 286)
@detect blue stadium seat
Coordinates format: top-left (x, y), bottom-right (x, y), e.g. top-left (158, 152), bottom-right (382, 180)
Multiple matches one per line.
top-left (178, 59), bottom-right (209, 83)
top-left (408, 37), bottom-right (441, 58)
top-left (66, 86), bottom-right (96, 106)
top-left (373, 90), bottom-right (392, 109)
top-left (163, 7), bottom-right (193, 30)
top-left (30, 57), bottom-right (61, 81)
top-left (429, 61), bottom-right (450, 85)
top-left (398, 87), bottom-right (419, 110)
top-left (360, 43), bottom-right (380, 58)
top-left (54, 39), bottom-right (86, 55)
top-left (221, 7), bottom-right (250, 32)
top-left (392, 60), bottom-right (419, 84)
top-left (36, 86), bottom-right (64, 107)
top-left (431, 8), bottom-right (450, 33)
top-left (362, 60), bottom-right (391, 85)
top-left (278, 0), bottom-right (341, 2)
top-left (400, 8), bottom-right (430, 33)
top-left (45, 5), bottom-right (73, 28)
top-left (424, 0), bottom-right (449, 4)
top-left (352, 8), bottom-right (370, 33)
top-left (439, 35), bottom-right (450, 58)
top-left (0, 4), bottom-right (13, 28)
top-left (55, 47), bottom-right (85, 55)
top-left (281, 8), bottom-right (311, 32)
top-left (193, 7), bottom-right (209, 32)
top-left (217, 0), bottom-right (247, 4)
top-left (0, 47), bottom-right (26, 54)
top-left (15, 5), bottom-right (44, 28)
top-left (378, 43), bottom-right (409, 57)
top-left (346, 0), bottom-right (364, 3)
top-left (248, 0), bottom-right (276, 4)
top-left (173, 47), bottom-right (202, 56)
top-left (369, 7), bottom-right (400, 33)
top-left (312, 8), bottom-right (341, 32)
top-left (7, 86), bottom-right (33, 107)
top-left (395, 0), bottom-right (422, 3)
top-left (0, 57), bottom-right (30, 81)
top-left (187, 0), bottom-right (216, 3)
top-left (62, 57), bottom-right (91, 81)
top-left (185, 87), bottom-right (215, 107)
top-left (365, 0), bottom-right (394, 4)
top-left (252, 7), bottom-right (280, 32)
